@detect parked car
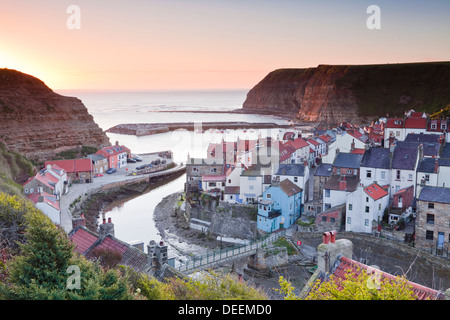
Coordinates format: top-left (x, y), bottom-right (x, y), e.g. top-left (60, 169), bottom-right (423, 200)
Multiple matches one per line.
top-left (106, 168), bottom-right (117, 174)
top-left (127, 158), bottom-right (136, 163)
top-left (133, 156), bottom-right (143, 162)
top-left (136, 164), bottom-right (146, 170)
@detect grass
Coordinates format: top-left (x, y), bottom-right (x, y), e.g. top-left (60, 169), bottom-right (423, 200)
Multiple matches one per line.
top-left (0, 144), bottom-right (35, 196)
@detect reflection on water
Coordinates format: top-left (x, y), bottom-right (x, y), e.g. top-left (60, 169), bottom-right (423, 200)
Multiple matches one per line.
top-left (99, 174), bottom-right (186, 249)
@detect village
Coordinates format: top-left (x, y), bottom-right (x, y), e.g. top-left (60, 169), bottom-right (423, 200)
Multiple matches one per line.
top-left (17, 109), bottom-right (450, 299)
top-left (185, 109), bottom-right (450, 257)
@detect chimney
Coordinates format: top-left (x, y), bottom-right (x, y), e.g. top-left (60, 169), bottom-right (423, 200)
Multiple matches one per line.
top-left (351, 139), bottom-right (355, 151)
top-left (99, 217), bottom-right (115, 238)
top-left (317, 230), bottom-right (353, 274)
top-left (435, 158), bottom-right (439, 174)
top-left (339, 175), bottom-right (347, 190)
top-left (72, 214), bottom-right (86, 230)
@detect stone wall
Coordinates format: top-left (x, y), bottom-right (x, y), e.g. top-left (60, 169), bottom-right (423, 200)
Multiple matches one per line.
top-left (416, 200), bottom-right (450, 254)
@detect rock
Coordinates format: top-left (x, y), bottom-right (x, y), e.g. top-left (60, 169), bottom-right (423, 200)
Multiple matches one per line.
top-left (0, 68), bottom-right (110, 160)
top-left (243, 62), bottom-right (450, 125)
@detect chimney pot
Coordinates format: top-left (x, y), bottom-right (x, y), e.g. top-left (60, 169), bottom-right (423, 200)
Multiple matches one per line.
top-left (103, 218), bottom-right (106, 224)
top-left (108, 217), bottom-right (112, 224)
top-left (323, 232), bottom-right (330, 244)
top-left (330, 230), bottom-right (337, 243)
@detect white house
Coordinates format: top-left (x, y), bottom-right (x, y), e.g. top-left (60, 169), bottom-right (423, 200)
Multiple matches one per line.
top-left (390, 145), bottom-right (421, 197)
top-left (322, 175), bottom-right (359, 211)
top-left (239, 165), bottom-right (271, 204)
top-left (224, 165), bottom-right (243, 203)
top-left (322, 131), bottom-right (366, 164)
top-left (346, 183), bottom-right (389, 233)
top-left (359, 147), bottom-right (391, 189)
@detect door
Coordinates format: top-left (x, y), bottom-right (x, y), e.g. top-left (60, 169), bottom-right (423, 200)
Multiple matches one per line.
top-left (437, 232), bottom-right (444, 248)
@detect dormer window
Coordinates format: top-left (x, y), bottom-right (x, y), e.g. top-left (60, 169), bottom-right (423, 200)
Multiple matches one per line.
top-left (441, 124), bottom-right (447, 130)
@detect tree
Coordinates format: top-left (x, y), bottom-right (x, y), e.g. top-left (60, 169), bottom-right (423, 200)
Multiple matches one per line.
top-left (277, 266), bottom-right (417, 300)
top-left (0, 194), bottom-right (134, 300)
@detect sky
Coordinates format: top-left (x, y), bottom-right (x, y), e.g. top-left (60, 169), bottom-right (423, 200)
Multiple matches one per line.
top-left (1, 0), bottom-right (449, 90)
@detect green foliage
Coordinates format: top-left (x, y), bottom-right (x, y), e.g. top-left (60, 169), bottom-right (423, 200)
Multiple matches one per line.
top-left (0, 200), bottom-right (134, 300)
top-left (0, 145), bottom-right (35, 195)
top-left (53, 145), bottom-right (99, 160)
top-left (272, 237), bottom-right (297, 256)
top-left (277, 266), bottom-right (417, 300)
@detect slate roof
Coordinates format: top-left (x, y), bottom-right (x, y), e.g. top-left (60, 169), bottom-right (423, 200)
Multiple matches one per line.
top-left (396, 140), bottom-right (440, 158)
top-left (417, 186), bottom-right (450, 204)
top-left (333, 153), bottom-right (363, 169)
top-left (360, 147), bottom-right (391, 169)
top-left (441, 144), bottom-right (450, 159)
top-left (279, 179), bottom-right (303, 196)
top-left (323, 175), bottom-right (359, 192)
top-left (275, 164), bottom-right (306, 177)
top-left (391, 147), bottom-right (418, 170)
top-left (417, 158), bottom-right (450, 173)
top-left (314, 163), bottom-right (333, 177)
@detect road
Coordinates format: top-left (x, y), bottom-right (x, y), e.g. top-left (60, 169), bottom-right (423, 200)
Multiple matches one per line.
top-left (58, 153), bottom-right (184, 233)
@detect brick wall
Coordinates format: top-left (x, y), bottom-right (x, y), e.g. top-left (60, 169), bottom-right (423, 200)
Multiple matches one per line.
top-left (416, 200), bottom-right (450, 254)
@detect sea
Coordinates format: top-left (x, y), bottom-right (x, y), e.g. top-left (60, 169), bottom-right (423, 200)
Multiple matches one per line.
top-left (56, 90), bottom-right (292, 251)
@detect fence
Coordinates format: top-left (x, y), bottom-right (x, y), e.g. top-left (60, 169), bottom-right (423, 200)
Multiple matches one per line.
top-left (175, 230), bottom-right (286, 274)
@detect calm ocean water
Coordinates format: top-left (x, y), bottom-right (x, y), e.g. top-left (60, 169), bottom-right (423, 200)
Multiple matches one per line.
top-left (56, 90), bottom-right (290, 249)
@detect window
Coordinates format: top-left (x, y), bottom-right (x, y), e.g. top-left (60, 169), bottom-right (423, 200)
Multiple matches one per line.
top-left (347, 217), bottom-right (351, 224)
top-left (381, 171), bottom-right (386, 180)
top-left (365, 219), bottom-right (369, 226)
top-left (211, 168), bottom-right (217, 173)
top-left (408, 173), bottom-right (413, 181)
top-left (267, 193), bottom-right (271, 199)
top-left (348, 204), bottom-right (353, 211)
top-left (365, 206), bottom-right (370, 213)
top-left (325, 190), bottom-right (330, 197)
top-left (249, 177), bottom-right (256, 181)
top-left (379, 203), bottom-right (382, 210)
top-left (249, 186), bottom-right (254, 190)
top-left (347, 169), bottom-right (353, 174)
top-left (322, 216), bottom-right (327, 222)
top-left (425, 174), bottom-right (430, 182)
top-left (396, 170), bottom-right (401, 180)
top-left (366, 197), bottom-right (369, 202)
top-left (209, 182), bottom-right (216, 187)
top-left (366, 170), bottom-right (372, 179)
top-left (441, 124), bottom-right (447, 130)
top-left (431, 124), bottom-right (437, 130)
top-left (396, 131), bottom-right (400, 137)
top-left (294, 177), bottom-right (298, 183)
top-left (428, 203), bottom-right (435, 209)
top-left (330, 217), bottom-right (336, 223)
top-left (426, 230), bottom-right (434, 240)
top-left (426, 214), bottom-right (435, 224)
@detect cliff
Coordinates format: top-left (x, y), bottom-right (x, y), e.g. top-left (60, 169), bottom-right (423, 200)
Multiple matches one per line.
top-left (0, 69), bottom-right (110, 160)
top-left (243, 62), bottom-right (450, 125)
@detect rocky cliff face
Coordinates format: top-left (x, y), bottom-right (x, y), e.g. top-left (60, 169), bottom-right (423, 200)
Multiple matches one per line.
top-left (0, 69), bottom-right (110, 160)
top-left (243, 62), bottom-right (450, 125)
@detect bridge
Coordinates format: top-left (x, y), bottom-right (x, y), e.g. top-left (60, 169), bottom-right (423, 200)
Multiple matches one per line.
top-left (175, 230), bottom-right (286, 275)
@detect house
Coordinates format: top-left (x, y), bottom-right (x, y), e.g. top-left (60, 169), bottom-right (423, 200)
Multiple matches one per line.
top-left (257, 179), bottom-right (303, 233)
top-left (390, 145), bottom-right (421, 197)
top-left (95, 143), bottom-right (130, 169)
top-left (359, 147), bottom-right (391, 188)
top-left (322, 174), bottom-right (359, 211)
top-left (403, 134), bottom-right (442, 158)
top-left (313, 163), bottom-right (333, 200)
top-left (427, 119), bottom-right (450, 142)
top-left (322, 131), bottom-right (366, 164)
top-left (346, 183), bottom-right (389, 233)
top-left (27, 191), bottom-right (61, 225)
top-left (273, 163), bottom-right (309, 203)
top-left (87, 154), bottom-right (109, 175)
top-left (185, 157), bottom-right (224, 191)
top-left (224, 165), bottom-right (243, 203)
top-left (384, 118), bottom-right (405, 147)
top-left (239, 164), bottom-right (271, 204)
top-left (300, 231), bottom-right (446, 300)
top-left (23, 164), bottom-right (68, 198)
top-left (279, 142), bottom-right (297, 164)
top-left (416, 186), bottom-right (450, 256)
top-left (201, 175), bottom-right (226, 193)
top-left (69, 218), bottom-right (153, 274)
top-left (390, 185), bottom-right (415, 225)
top-left (284, 137), bottom-right (310, 165)
top-left (45, 159), bottom-right (94, 183)
top-left (332, 152), bottom-right (364, 177)
top-left (384, 111), bottom-right (429, 148)
top-left (315, 204), bottom-right (345, 232)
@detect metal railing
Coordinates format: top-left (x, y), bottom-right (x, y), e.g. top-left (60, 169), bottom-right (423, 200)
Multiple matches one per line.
top-left (175, 230), bottom-right (286, 274)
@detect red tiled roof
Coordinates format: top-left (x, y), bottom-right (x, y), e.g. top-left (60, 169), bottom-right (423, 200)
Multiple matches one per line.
top-left (333, 257), bottom-right (444, 300)
top-left (386, 118), bottom-right (404, 128)
top-left (279, 143), bottom-right (296, 162)
top-left (286, 137), bottom-right (309, 150)
top-left (364, 183), bottom-right (388, 200)
top-left (307, 139), bottom-right (319, 146)
top-left (70, 227), bottom-right (99, 255)
top-left (45, 159), bottom-right (93, 173)
top-left (202, 175), bottom-right (226, 182)
top-left (350, 148), bottom-right (366, 155)
top-left (319, 134), bottom-right (331, 143)
top-left (404, 117), bottom-right (427, 129)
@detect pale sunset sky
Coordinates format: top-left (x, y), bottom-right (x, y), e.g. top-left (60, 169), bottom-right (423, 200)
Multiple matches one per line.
top-left (1, 0), bottom-right (449, 90)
